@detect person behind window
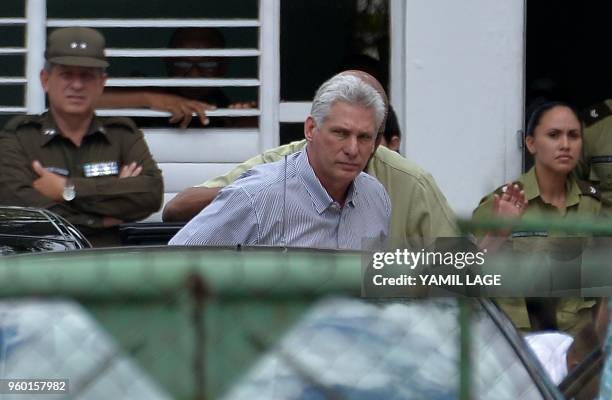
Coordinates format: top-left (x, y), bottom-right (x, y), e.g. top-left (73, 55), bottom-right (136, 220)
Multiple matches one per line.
top-left (97, 27), bottom-right (256, 128)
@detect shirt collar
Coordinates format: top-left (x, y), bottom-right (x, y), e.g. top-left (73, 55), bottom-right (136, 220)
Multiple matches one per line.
top-left (522, 166), bottom-right (580, 207)
top-left (296, 148), bottom-right (357, 214)
top-left (565, 174), bottom-right (581, 207)
top-left (521, 167), bottom-right (541, 201)
top-left (40, 112), bottom-right (108, 146)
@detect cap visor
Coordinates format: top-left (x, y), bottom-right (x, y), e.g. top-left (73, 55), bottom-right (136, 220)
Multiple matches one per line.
top-left (47, 56), bottom-right (108, 68)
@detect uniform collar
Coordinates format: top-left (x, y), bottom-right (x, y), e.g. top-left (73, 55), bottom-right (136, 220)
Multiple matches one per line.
top-left (297, 148), bottom-right (357, 215)
top-left (522, 166), bottom-right (580, 207)
top-left (39, 112), bottom-right (108, 146)
top-left (521, 167), bottom-right (541, 201)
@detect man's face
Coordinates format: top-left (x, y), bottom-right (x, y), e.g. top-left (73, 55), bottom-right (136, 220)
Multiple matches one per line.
top-left (305, 101), bottom-right (377, 190)
top-left (167, 36), bottom-right (226, 99)
top-left (41, 64), bottom-right (106, 117)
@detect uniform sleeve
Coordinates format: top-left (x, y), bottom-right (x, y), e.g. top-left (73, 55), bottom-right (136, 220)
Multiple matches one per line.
top-left (71, 130), bottom-right (163, 221)
top-left (418, 172), bottom-right (459, 236)
top-left (471, 193), bottom-right (495, 239)
top-left (575, 127), bottom-right (593, 181)
top-left (198, 140), bottom-right (307, 188)
top-left (169, 186), bottom-right (259, 246)
top-left (394, 173), bottom-right (458, 249)
top-left (0, 131), bottom-right (106, 228)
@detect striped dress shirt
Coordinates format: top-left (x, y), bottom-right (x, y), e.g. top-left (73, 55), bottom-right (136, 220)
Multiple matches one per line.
top-left (170, 149), bottom-right (390, 250)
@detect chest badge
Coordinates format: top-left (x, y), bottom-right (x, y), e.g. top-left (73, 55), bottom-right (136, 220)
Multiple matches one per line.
top-left (83, 161), bottom-right (119, 177)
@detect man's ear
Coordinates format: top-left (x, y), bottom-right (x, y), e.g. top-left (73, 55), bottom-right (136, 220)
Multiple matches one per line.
top-left (304, 116), bottom-right (316, 142)
top-left (389, 136), bottom-right (401, 152)
top-left (40, 69), bottom-right (49, 92)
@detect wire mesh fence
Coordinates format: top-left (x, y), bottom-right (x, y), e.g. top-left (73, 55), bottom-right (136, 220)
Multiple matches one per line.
top-left (0, 247), bottom-right (361, 399)
top-left (0, 215), bottom-right (610, 399)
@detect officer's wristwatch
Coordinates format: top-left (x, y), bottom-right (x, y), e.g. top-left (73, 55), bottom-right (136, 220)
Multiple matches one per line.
top-left (62, 180), bottom-right (76, 202)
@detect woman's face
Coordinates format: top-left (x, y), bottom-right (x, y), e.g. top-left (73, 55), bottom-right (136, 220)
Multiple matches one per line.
top-left (526, 106), bottom-right (582, 175)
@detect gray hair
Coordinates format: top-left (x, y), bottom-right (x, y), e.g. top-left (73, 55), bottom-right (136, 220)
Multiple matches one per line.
top-left (310, 74), bottom-right (385, 131)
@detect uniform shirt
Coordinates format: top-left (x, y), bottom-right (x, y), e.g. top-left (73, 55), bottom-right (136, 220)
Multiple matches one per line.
top-left (0, 113), bottom-right (163, 232)
top-left (199, 140), bottom-right (458, 248)
top-left (578, 99), bottom-right (612, 217)
top-left (170, 149), bottom-right (391, 249)
top-left (473, 167), bottom-right (600, 335)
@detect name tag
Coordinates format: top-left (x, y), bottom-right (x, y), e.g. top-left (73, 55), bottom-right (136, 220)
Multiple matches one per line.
top-left (591, 155), bottom-right (612, 164)
top-left (83, 161), bottom-right (119, 177)
top-left (46, 167), bottom-right (69, 176)
top-left (511, 231), bottom-right (548, 238)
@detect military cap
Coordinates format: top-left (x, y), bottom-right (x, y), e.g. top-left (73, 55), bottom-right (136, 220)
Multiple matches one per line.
top-left (45, 27), bottom-right (108, 68)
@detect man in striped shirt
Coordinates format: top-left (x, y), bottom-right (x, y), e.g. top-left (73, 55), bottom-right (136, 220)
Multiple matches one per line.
top-left (169, 73), bottom-right (390, 249)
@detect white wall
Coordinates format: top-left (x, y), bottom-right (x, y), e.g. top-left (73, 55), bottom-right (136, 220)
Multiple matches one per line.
top-left (401, 0), bottom-right (525, 216)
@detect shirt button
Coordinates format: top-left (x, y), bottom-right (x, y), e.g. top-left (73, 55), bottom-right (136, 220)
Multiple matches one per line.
top-left (330, 202), bottom-right (341, 211)
top-left (87, 219), bottom-right (94, 225)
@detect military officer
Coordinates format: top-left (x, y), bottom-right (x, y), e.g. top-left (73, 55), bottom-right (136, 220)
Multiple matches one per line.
top-left (473, 101), bottom-right (601, 336)
top-left (0, 27), bottom-right (163, 246)
top-left (578, 99), bottom-right (612, 217)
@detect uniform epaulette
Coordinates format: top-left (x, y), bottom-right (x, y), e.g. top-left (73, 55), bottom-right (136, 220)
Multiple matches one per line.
top-left (102, 116), bottom-right (140, 133)
top-left (577, 180), bottom-right (601, 201)
top-left (580, 101), bottom-right (612, 128)
top-left (493, 181), bottom-right (524, 196)
top-left (2, 115), bottom-right (42, 133)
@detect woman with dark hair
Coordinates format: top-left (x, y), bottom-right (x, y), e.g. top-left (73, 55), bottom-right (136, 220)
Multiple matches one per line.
top-left (473, 101), bottom-right (601, 336)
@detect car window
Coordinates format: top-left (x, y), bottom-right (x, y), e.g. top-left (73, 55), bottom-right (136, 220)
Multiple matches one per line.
top-left (225, 298), bottom-right (560, 399)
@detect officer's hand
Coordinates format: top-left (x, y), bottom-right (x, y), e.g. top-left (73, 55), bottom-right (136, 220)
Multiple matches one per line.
top-left (493, 183), bottom-right (527, 219)
top-left (146, 92), bottom-right (215, 128)
top-left (31, 160), bottom-right (66, 202)
top-left (119, 162), bottom-right (143, 178)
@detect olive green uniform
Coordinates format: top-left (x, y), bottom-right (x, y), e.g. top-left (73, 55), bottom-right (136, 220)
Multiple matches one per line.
top-left (473, 167), bottom-right (600, 335)
top-left (200, 140), bottom-right (458, 248)
top-left (578, 99), bottom-right (612, 217)
top-left (0, 113), bottom-right (163, 241)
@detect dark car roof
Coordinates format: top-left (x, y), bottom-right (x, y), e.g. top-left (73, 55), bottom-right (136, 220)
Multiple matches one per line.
top-left (0, 206), bottom-right (90, 255)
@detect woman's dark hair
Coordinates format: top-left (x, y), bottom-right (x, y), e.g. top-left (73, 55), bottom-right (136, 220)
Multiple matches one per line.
top-left (525, 100), bottom-right (582, 137)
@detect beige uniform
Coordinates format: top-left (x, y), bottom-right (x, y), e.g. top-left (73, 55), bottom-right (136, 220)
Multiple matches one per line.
top-left (473, 167), bottom-right (601, 335)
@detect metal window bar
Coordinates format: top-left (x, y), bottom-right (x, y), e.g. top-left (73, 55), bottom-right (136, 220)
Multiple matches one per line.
top-left (106, 49), bottom-right (260, 57)
top-left (46, 19), bottom-right (261, 28)
top-left (0, 48), bottom-right (26, 55)
top-left (96, 108), bottom-right (261, 118)
top-left (0, 13), bottom-right (30, 114)
top-left (0, 18), bottom-right (27, 26)
top-left (258, 0), bottom-right (280, 150)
